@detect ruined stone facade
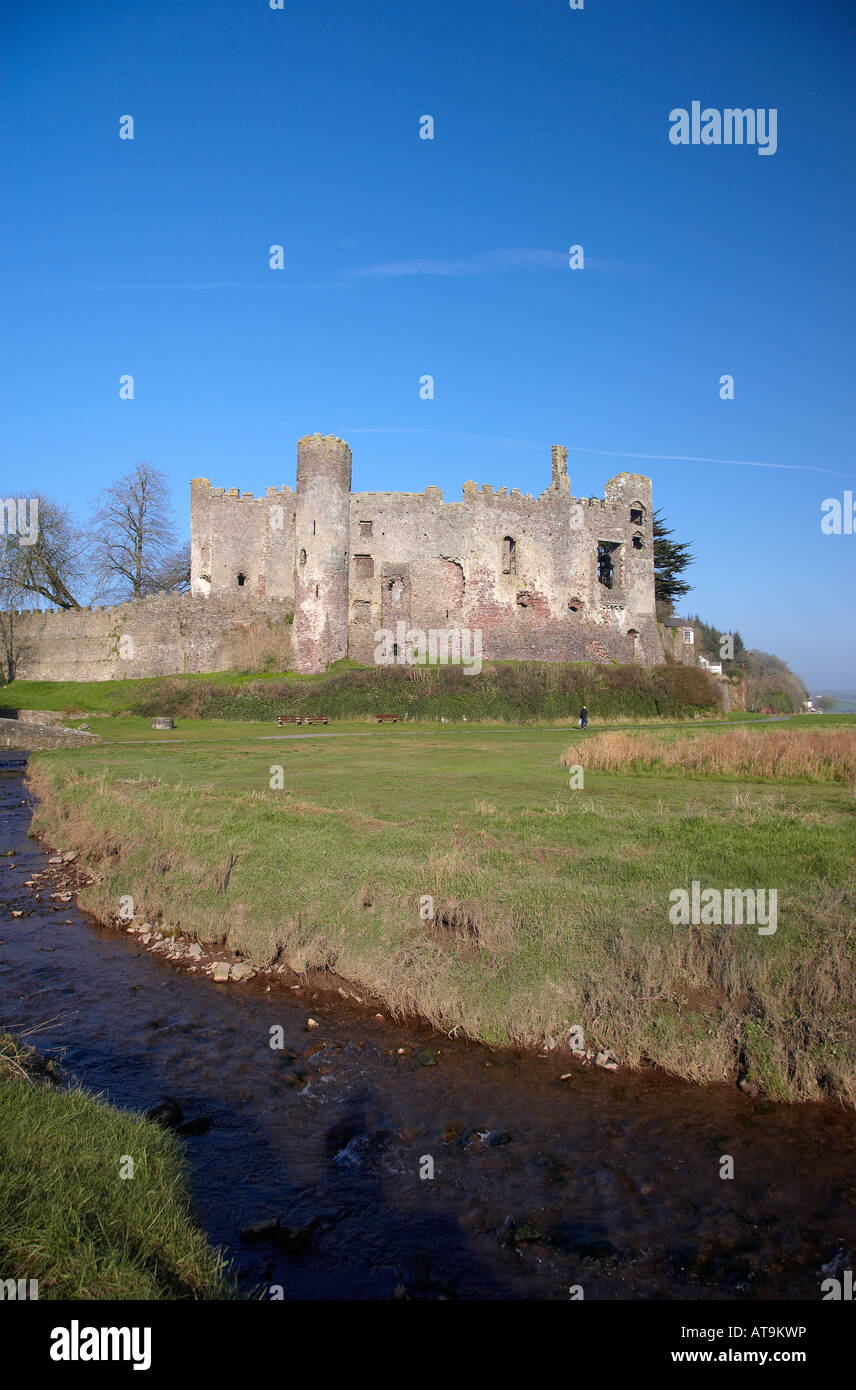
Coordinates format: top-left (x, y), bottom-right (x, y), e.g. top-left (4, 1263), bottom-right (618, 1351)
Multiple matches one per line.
top-left (4, 433), bottom-right (662, 683)
top-left (190, 434), bottom-right (661, 673)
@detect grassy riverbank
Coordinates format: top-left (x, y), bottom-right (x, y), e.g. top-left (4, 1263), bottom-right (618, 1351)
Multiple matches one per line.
top-left (26, 716), bottom-right (856, 1107)
top-left (0, 1033), bottom-right (232, 1299)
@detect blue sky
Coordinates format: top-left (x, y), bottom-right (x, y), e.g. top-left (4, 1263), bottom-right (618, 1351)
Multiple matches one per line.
top-left (2, 0), bottom-right (854, 688)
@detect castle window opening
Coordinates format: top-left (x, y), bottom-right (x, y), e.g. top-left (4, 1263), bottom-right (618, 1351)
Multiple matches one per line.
top-left (312, 520), bottom-right (316, 535)
top-left (501, 536), bottom-right (517, 575)
top-left (237, 572), bottom-right (246, 587)
top-left (359, 520), bottom-right (373, 539)
top-left (568, 596), bottom-right (583, 613)
top-left (597, 541), bottom-right (620, 590)
top-left (628, 627), bottom-right (640, 656)
top-left (354, 554), bottom-right (374, 580)
top-left (632, 533), bottom-right (644, 550)
top-left (315, 584), bottom-right (319, 598)
top-left (630, 502), bottom-right (645, 525)
top-left (299, 548), bottom-right (306, 566)
top-left (516, 590), bottom-right (533, 608)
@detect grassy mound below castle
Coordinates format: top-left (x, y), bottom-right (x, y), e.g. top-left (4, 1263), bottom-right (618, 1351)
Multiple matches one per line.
top-left (4, 658), bottom-right (720, 724)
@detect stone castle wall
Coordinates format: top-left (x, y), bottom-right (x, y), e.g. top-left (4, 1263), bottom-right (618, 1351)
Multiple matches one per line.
top-left (5, 593), bottom-right (293, 682)
top-left (346, 464), bottom-right (659, 668)
top-left (190, 478), bottom-right (296, 601)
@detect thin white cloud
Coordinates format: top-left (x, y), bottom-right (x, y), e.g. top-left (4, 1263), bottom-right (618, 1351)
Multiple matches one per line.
top-left (68, 281), bottom-right (343, 291)
top-left (69, 250), bottom-right (639, 290)
top-left (349, 248), bottom-right (641, 278)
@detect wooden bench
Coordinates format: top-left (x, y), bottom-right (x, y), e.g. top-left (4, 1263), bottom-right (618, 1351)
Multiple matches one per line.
top-left (301, 714), bottom-right (329, 726)
top-left (277, 714), bottom-right (302, 726)
top-left (376, 713), bottom-right (399, 723)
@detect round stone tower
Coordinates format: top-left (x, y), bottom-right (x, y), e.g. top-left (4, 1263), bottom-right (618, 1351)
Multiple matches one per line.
top-left (292, 434), bottom-right (351, 672)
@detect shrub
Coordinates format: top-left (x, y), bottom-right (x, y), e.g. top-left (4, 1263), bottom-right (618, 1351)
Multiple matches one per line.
top-left (127, 661), bottom-right (721, 723)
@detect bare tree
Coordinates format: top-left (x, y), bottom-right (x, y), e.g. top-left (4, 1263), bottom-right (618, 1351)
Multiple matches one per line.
top-left (0, 536), bottom-right (28, 682)
top-left (145, 541), bottom-right (191, 596)
top-left (92, 463), bottom-right (176, 600)
top-left (0, 494), bottom-right (89, 612)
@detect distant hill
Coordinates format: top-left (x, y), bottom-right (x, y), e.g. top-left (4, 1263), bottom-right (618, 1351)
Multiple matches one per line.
top-left (684, 614), bottom-right (809, 714)
top-left (815, 690), bottom-right (856, 713)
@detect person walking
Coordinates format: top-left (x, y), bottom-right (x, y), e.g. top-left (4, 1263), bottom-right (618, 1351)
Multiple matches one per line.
top-left (579, 704), bottom-right (588, 729)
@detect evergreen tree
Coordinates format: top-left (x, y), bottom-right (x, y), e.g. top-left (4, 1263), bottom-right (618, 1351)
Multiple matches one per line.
top-left (653, 510), bottom-right (694, 607)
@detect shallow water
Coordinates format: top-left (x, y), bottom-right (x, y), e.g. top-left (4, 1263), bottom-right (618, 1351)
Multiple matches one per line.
top-left (1, 754), bottom-right (854, 1300)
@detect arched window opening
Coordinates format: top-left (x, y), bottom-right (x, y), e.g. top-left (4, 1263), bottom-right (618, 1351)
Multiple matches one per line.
top-left (597, 541), bottom-right (620, 589)
top-left (629, 501), bottom-right (645, 525)
top-left (501, 536), bottom-right (517, 575)
top-left (237, 572), bottom-right (246, 587)
top-left (632, 533), bottom-right (644, 551)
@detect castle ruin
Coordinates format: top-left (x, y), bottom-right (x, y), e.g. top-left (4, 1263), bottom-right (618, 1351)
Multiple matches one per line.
top-left (190, 433), bottom-right (662, 673)
top-left (4, 434), bottom-right (665, 682)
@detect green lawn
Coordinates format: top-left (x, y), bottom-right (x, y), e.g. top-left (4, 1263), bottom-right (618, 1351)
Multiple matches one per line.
top-left (27, 717), bottom-right (856, 1106)
top-left (1, 663), bottom-right (362, 715)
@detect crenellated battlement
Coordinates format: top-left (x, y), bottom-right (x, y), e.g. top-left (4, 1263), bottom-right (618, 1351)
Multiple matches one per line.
top-left (192, 477), bottom-right (294, 503)
top-left (350, 471), bottom-right (629, 514)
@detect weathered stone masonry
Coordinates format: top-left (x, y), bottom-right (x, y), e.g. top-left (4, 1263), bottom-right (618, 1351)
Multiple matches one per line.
top-left (5, 434), bottom-right (661, 681)
top-left (6, 593), bottom-right (292, 681)
top-left (191, 434), bottom-right (662, 674)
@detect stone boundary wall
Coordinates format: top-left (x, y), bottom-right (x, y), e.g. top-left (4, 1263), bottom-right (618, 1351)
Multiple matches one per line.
top-left (0, 717), bottom-right (100, 749)
top-left (3, 593), bottom-right (294, 682)
top-left (0, 708), bottom-right (67, 725)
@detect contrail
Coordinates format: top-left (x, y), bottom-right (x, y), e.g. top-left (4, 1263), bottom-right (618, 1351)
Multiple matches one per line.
top-left (345, 429), bottom-right (846, 477)
top-left (566, 446), bottom-right (846, 477)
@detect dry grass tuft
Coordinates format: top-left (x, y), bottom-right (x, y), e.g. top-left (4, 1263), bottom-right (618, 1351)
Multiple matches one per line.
top-left (563, 726), bottom-right (856, 782)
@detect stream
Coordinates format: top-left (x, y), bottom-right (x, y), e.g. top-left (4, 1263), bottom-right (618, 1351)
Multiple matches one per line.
top-left (1, 753), bottom-right (854, 1300)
